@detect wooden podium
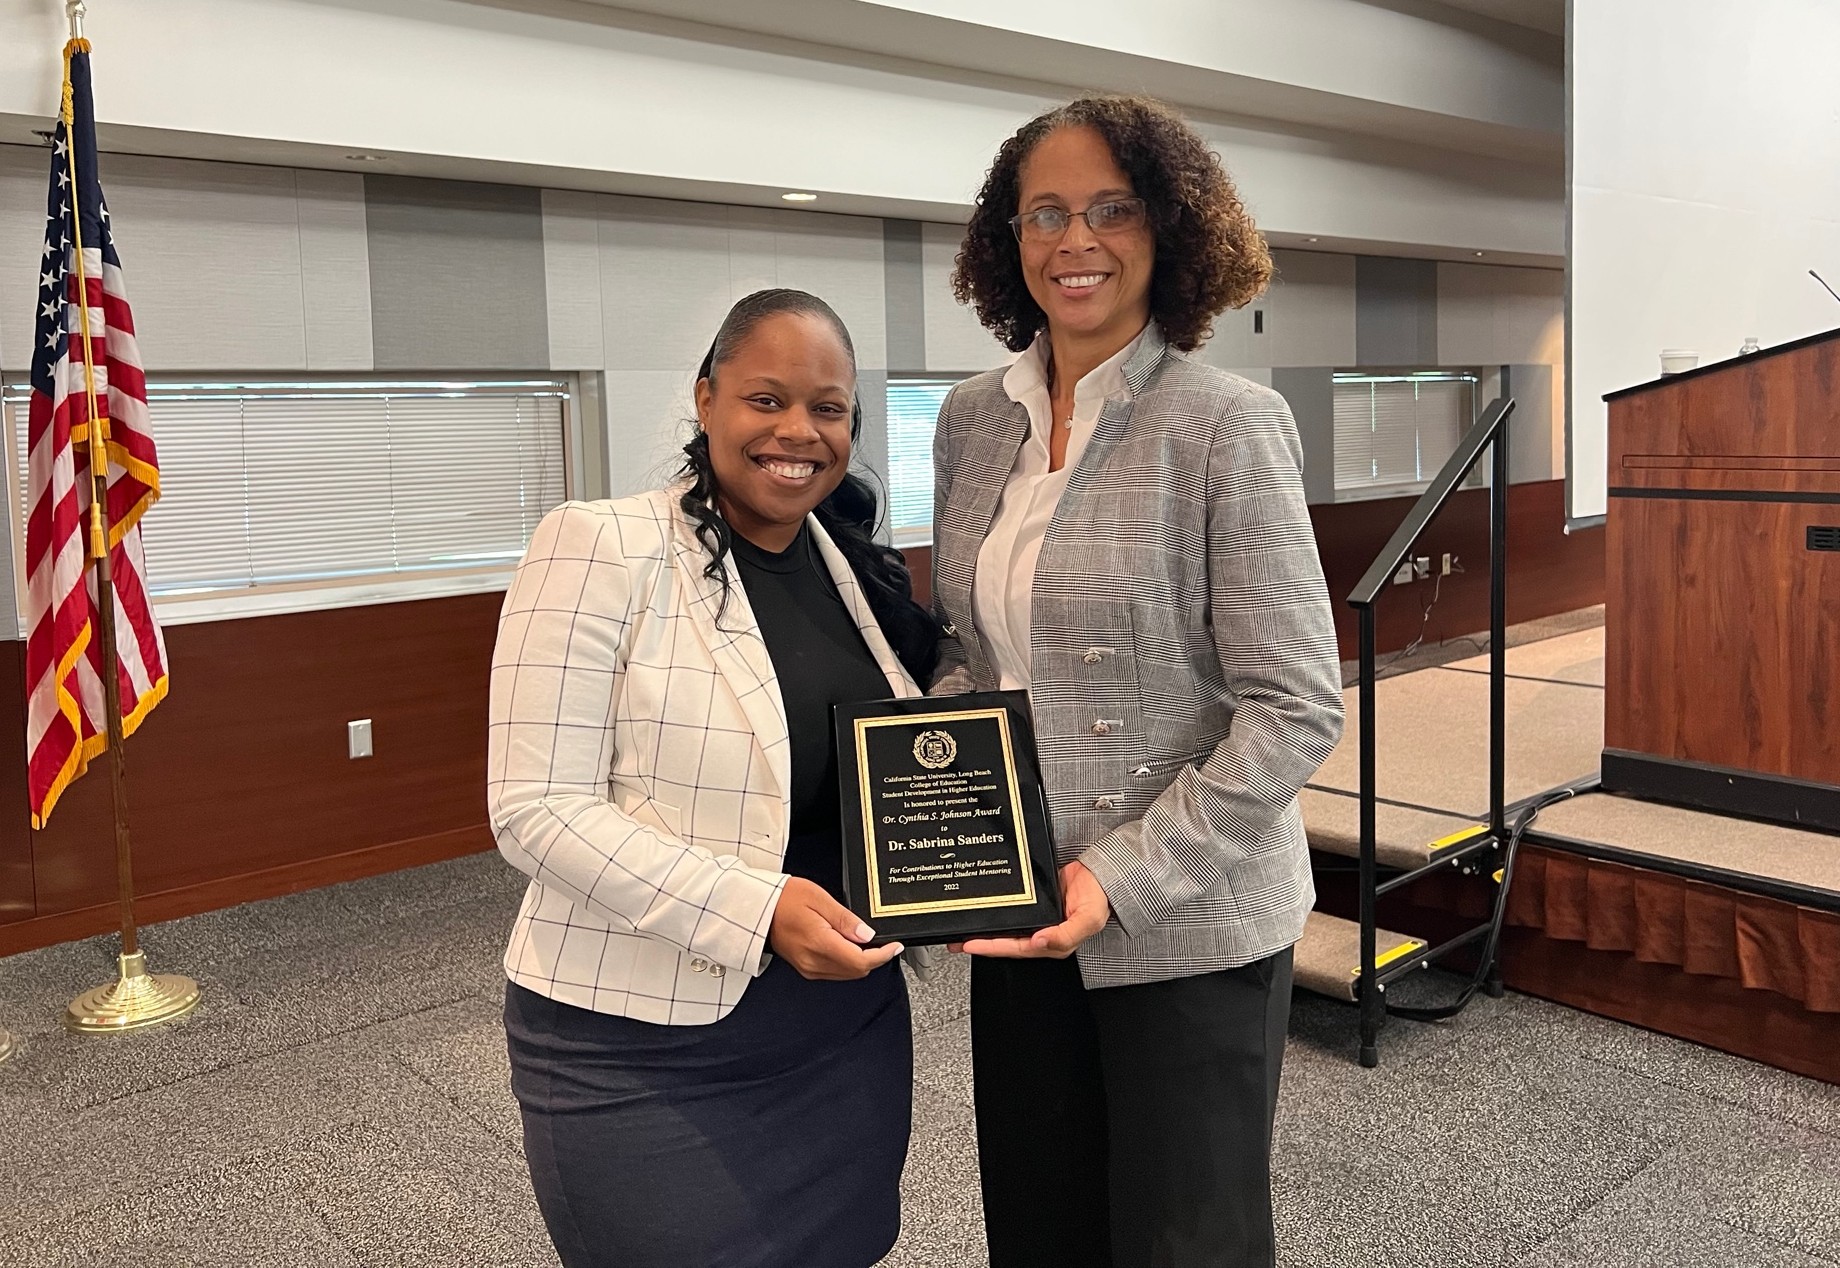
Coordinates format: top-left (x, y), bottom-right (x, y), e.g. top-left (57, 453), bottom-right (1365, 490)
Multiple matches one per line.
top-left (1602, 327), bottom-right (1840, 832)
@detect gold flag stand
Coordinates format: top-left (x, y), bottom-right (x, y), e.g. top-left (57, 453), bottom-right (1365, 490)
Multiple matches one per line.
top-left (58, 0), bottom-right (198, 1034)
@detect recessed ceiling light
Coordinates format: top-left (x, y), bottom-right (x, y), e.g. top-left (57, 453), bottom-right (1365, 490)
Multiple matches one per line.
top-left (1303, 236), bottom-right (1320, 243)
top-left (1473, 250), bottom-right (1486, 257)
top-left (781, 191), bottom-right (819, 203)
top-left (346, 153), bottom-right (388, 162)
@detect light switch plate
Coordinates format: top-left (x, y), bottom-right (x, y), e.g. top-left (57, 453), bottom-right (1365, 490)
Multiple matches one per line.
top-left (348, 719), bottom-right (373, 759)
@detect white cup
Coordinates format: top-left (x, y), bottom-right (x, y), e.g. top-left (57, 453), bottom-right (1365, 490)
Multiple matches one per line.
top-left (1660, 349), bottom-right (1699, 375)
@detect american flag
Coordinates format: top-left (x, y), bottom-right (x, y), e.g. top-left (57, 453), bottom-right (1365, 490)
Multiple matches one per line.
top-left (24, 39), bottom-right (168, 829)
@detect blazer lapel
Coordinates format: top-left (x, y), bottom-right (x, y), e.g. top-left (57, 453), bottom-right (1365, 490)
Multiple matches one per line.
top-left (810, 517), bottom-right (920, 700)
top-left (943, 400), bottom-right (1029, 688)
top-left (1064, 326), bottom-right (1169, 498)
top-left (669, 506), bottom-right (791, 802)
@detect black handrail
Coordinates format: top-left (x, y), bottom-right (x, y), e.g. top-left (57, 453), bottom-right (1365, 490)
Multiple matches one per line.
top-left (1350, 395), bottom-right (1514, 1068)
top-left (1349, 396), bottom-right (1516, 608)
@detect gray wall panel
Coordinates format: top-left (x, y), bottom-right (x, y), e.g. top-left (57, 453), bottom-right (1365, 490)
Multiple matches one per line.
top-left (1355, 256), bottom-right (1438, 366)
top-left (542, 189), bottom-right (605, 371)
top-left (294, 169), bottom-right (373, 371)
top-left (605, 367), bottom-right (696, 497)
top-left (597, 195), bottom-right (733, 375)
top-left (0, 145), bottom-right (56, 373)
top-left (104, 154), bottom-right (311, 370)
top-left (853, 369), bottom-right (892, 542)
top-left (366, 175), bottom-right (548, 371)
top-left (883, 220), bottom-right (927, 373)
top-left (1267, 250), bottom-right (1357, 368)
top-left (1506, 363), bottom-right (1557, 484)
top-left (1193, 301), bottom-right (1259, 370)
top-left (764, 207), bottom-right (887, 370)
top-left (1271, 367), bottom-right (1337, 505)
top-left (920, 221), bottom-right (1007, 373)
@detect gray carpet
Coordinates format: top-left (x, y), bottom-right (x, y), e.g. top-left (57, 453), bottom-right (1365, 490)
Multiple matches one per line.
top-left (2, 852), bottom-right (1836, 1268)
top-left (1534, 791), bottom-right (1840, 897)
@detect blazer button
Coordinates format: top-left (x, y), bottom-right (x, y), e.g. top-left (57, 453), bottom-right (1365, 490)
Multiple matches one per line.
top-left (1094, 796), bottom-right (1116, 811)
top-left (708, 964), bottom-right (726, 979)
top-left (689, 956), bottom-right (709, 974)
top-left (1091, 721), bottom-right (1112, 736)
top-left (1083, 650), bottom-right (1103, 665)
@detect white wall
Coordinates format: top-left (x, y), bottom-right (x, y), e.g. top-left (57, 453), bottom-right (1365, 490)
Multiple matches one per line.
top-left (1569, 0), bottom-right (1840, 522)
top-left (0, 0), bottom-right (1562, 259)
top-left (868, 0), bottom-right (1560, 133)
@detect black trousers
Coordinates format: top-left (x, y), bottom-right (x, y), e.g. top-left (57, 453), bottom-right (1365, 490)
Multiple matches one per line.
top-left (970, 948), bottom-right (1293, 1268)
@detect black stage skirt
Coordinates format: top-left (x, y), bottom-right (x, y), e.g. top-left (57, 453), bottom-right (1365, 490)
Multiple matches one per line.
top-left (504, 955), bottom-right (911, 1268)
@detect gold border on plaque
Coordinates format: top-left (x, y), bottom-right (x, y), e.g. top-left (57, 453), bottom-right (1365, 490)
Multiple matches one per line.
top-left (854, 707), bottom-right (1038, 920)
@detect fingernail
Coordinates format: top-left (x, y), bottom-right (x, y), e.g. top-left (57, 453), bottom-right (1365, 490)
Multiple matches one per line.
top-left (886, 943), bottom-right (905, 955)
top-left (856, 923), bottom-right (874, 942)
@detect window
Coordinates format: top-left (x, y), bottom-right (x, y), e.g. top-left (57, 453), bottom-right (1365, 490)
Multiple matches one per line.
top-left (1332, 371), bottom-right (1480, 501)
top-left (6, 376), bottom-right (569, 610)
top-left (885, 376), bottom-right (962, 544)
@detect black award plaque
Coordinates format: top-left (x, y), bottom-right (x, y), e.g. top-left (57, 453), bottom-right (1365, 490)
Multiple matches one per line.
top-left (834, 691), bottom-right (1063, 947)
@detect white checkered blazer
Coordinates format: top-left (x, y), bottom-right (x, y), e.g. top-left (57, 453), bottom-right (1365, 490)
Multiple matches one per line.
top-left (931, 327), bottom-right (1344, 988)
top-left (488, 488), bottom-right (921, 1024)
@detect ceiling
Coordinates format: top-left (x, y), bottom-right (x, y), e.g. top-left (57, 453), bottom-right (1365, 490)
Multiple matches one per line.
top-left (1425, 0), bottom-right (1564, 35)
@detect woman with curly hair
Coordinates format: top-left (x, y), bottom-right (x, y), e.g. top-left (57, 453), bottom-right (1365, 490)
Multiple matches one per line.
top-left (931, 96), bottom-right (1344, 1267)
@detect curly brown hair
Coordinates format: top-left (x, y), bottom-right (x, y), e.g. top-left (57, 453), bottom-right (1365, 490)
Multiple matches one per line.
top-left (951, 95), bottom-right (1272, 353)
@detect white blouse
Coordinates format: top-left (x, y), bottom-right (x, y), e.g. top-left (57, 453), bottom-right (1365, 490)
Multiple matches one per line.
top-left (972, 324), bottom-right (1150, 691)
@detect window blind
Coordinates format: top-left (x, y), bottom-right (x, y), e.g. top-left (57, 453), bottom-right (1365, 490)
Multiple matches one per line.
top-left (886, 376), bottom-right (960, 539)
top-left (1332, 372), bottom-right (1477, 498)
top-left (5, 377), bottom-right (568, 599)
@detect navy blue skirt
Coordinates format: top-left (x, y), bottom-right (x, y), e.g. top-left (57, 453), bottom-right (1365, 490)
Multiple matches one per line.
top-left (504, 955), bottom-right (912, 1268)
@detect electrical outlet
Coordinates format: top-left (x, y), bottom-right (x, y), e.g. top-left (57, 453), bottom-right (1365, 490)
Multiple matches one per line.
top-left (348, 719), bottom-right (373, 759)
top-left (1414, 556), bottom-right (1431, 580)
top-left (1441, 553), bottom-right (1454, 576)
top-left (1393, 563), bottom-right (1414, 586)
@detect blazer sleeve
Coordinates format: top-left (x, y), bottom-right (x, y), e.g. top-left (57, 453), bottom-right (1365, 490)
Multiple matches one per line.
top-left (1079, 386), bottom-right (1345, 935)
top-left (929, 383), bottom-right (976, 697)
top-left (487, 502), bottom-right (788, 976)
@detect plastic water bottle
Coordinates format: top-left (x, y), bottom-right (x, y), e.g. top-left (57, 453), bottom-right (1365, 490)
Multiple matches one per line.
top-left (1739, 336), bottom-right (1761, 355)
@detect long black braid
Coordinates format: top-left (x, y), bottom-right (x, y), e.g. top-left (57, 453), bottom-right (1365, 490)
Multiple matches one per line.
top-left (677, 289), bottom-right (940, 686)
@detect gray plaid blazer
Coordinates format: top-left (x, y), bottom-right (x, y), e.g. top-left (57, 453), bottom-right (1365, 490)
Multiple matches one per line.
top-left (930, 327), bottom-right (1343, 988)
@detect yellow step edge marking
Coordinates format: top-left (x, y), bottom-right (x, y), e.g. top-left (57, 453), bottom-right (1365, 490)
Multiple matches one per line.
top-left (1354, 938), bottom-right (1430, 977)
top-left (1429, 824), bottom-right (1490, 852)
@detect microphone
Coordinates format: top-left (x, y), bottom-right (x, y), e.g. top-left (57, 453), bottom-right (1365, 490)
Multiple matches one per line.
top-left (1813, 269), bottom-right (1840, 304)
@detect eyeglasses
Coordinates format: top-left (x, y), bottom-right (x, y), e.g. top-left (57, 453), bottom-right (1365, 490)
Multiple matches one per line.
top-left (1008, 197), bottom-right (1148, 243)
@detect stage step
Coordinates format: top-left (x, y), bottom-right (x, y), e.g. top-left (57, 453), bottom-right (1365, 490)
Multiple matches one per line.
top-left (1301, 786), bottom-right (1488, 869)
top-left (1294, 911), bottom-right (1429, 1003)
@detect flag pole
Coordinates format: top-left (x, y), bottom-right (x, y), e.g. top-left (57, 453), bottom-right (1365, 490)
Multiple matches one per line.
top-left (58, 0), bottom-right (198, 1033)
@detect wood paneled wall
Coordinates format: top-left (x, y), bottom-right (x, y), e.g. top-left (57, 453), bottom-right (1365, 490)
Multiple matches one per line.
top-left (1311, 478), bottom-right (1603, 661)
top-left (0, 593), bottom-right (501, 953)
top-left (0, 482), bottom-right (1598, 952)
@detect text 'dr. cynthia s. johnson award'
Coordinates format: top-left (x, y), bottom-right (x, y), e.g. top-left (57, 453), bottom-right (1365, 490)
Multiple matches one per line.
top-left (834, 691), bottom-right (1063, 946)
